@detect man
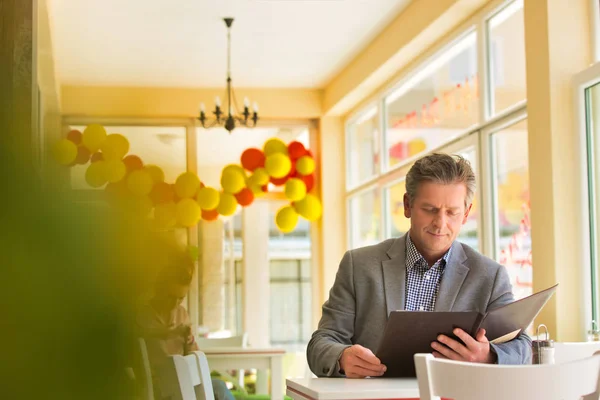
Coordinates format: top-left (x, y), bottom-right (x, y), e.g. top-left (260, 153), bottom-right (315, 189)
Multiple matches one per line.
top-left (137, 257), bottom-right (234, 399)
top-left (307, 153), bottom-right (531, 378)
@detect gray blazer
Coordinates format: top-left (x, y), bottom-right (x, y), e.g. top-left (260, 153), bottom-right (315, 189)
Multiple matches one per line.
top-left (307, 235), bottom-right (532, 377)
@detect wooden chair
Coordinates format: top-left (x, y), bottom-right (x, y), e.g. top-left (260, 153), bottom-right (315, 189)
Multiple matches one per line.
top-left (161, 353), bottom-right (215, 400)
top-left (414, 353), bottom-right (600, 400)
top-left (554, 341), bottom-right (600, 363)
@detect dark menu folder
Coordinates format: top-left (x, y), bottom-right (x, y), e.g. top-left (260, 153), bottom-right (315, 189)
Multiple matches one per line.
top-left (375, 284), bottom-right (558, 377)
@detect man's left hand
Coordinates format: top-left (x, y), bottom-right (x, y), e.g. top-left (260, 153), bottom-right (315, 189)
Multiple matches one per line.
top-left (431, 328), bottom-right (497, 364)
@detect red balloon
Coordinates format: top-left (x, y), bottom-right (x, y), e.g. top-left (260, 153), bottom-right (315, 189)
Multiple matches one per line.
top-left (261, 184), bottom-right (269, 193)
top-left (67, 129), bottom-right (82, 145)
top-left (74, 146), bottom-right (91, 165)
top-left (241, 148), bottom-right (266, 171)
top-left (301, 174), bottom-right (315, 192)
top-left (270, 176), bottom-right (288, 186)
top-left (288, 141), bottom-right (307, 160)
top-left (149, 182), bottom-right (175, 205)
top-left (234, 188), bottom-right (254, 206)
top-left (202, 208), bottom-right (219, 221)
top-left (123, 155), bottom-right (144, 173)
top-left (90, 152), bottom-right (104, 163)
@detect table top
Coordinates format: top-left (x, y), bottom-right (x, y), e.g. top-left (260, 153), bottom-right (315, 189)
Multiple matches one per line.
top-left (286, 378), bottom-right (419, 400)
top-left (199, 347), bottom-right (286, 356)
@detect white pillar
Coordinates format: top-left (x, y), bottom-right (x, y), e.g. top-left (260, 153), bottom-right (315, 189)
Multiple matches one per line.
top-left (197, 219), bottom-right (225, 332)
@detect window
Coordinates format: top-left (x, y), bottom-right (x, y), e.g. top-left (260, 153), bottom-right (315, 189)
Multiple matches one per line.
top-left (348, 187), bottom-right (381, 248)
top-left (384, 32), bottom-right (478, 169)
top-left (384, 179), bottom-right (409, 239)
top-left (223, 213), bottom-right (243, 335)
top-left (491, 119), bottom-right (531, 300)
top-left (488, 0), bottom-right (526, 115)
top-left (346, 107), bottom-right (380, 188)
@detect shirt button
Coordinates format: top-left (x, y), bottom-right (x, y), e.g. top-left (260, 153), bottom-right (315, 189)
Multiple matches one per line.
top-left (419, 306), bottom-right (424, 311)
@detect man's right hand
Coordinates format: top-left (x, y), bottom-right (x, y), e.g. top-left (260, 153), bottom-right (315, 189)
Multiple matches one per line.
top-left (339, 345), bottom-right (387, 378)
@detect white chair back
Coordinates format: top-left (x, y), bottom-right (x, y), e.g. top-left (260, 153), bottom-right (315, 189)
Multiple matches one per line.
top-left (554, 341), bottom-right (600, 363)
top-left (196, 333), bottom-right (248, 348)
top-left (136, 338), bottom-right (155, 400)
top-left (163, 353), bottom-right (215, 400)
top-left (415, 353), bottom-right (600, 400)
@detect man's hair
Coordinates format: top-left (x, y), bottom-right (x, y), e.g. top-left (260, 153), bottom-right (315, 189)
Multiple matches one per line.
top-left (405, 153), bottom-right (476, 208)
top-left (154, 250), bottom-right (195, 290)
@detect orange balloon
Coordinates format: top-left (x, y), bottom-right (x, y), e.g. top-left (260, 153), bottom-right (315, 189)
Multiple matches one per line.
top-left (288, 141), bottom-right (307, 160)
top-left (270, 175), bottom-right (288, 186)
top-left (67, 129), bottom-right (82, 145)
top-left (123, 155), bottom-right (144, 173)
top-left (202, 208), bottom-right (219, 221)
top-left (241, 148), bottom-right (266, 171)
top-left (301, 174), bottom-right (315, 192)
top-left (75, 146), bottom-right (91, 165)
top-left (149, 182), bottom-right (175, 205)
top-left (234, 188), bottom-right (254, 207)
top-left (90, 152), bottom-right (104, 163)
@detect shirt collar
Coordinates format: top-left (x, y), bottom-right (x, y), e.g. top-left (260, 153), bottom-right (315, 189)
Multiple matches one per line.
top-left (405, 233), bottom-right (451, 271)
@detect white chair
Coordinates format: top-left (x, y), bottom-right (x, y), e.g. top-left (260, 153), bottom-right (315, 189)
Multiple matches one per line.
top-left (414, 353), bottom-right (600, 400)
top-left (136, 338), bottom-right (155, 400)
top-left (161, 353), bottom-right (215, 400)
top-left (196, 333), bottom-right (248, 388)
top-left (554, 341), bottom-right (600, 363)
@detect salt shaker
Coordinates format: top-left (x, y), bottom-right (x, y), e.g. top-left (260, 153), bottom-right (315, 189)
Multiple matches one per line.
top-left (532, 324), bottom-right (554, 364)
top-left (588, 320), bottom-right (600, 341)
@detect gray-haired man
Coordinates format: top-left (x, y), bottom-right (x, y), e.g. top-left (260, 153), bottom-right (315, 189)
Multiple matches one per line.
top-left (307, 153), bottom-right (531, 378)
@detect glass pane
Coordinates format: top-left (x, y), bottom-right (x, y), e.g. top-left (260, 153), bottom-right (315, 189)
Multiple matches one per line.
top-left (270, 282), bottom-right (300, 343)
top-left (456, 147), bottom-right (479, 251)
top-left (385, 33), bottom-right (478, 169)
top-left (492, 119), bottom-right (532, 300)
top-left (349, 187), bottom-right (381, 248)
top-left (347, 107), bottom-right (380, 187)
top-left (301, 282), bottom-right (312, 342)
top-left (385, 179), bottom-right (410, 239)
top-left (69, 125), bottom-right (186, 189)
top-left (488, 0), bottom-right (526, 115)
top-left (270, 260), bottom-right (300, 279)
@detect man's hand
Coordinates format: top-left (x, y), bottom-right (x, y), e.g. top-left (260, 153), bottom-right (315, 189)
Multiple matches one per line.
top-left (339, 345), bottom-right (387, 378)
top-left (172, 324), bottom-right (192, 339)
top-left (431, 328), bottom-right (497, 364)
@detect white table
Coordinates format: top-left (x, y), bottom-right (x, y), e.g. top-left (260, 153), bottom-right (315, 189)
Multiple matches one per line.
top-left (201, 347), bottom-right (285, 400)
top-left (286, 378), bottom-right (420, 400)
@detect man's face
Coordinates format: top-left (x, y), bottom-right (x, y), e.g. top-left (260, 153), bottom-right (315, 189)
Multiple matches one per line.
top-left (156, 283), bottom-right (189, 312)
top-left (404, 181), bottom-right (472, 260)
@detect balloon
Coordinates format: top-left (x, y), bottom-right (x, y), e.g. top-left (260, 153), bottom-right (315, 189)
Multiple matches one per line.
top-left (276, 206), bottom-right (299, 233)
top-left (66, 129), bottom-right (82, 145)
top-left (294, 193), bottom-right (322, 221)
top-left (288, 141), bottom-right (307, 160)
top-left (285, 178), bottom-right (307, 201)
top-left (90, 152), bottom-right (104, 163)
top-left (122, 195), bottom-right (153, 217)
top-left (101, 133), bottom-right (130, 160)
top-left (263, 137), bottom-right (288, 156)
top-left (123, 155), bottom-right (144, 173)
top-left (241, 148), bottom-right (265, 171)
top-left (249, 183), bottom-right (266, 197)
top-left (145, 164), bottom-right (165, 183)
top-left (221, 168), bottom-right (246, 194)
top-left (202, 208), bottom-right (219, 221)
top-left (52, 139), bottom-right (78, 166)
top-left (196, 187), bottom-right (220, 210)
top-left (265, 153), bottom-right (292, 178)
top-left (301, 174), bottom-right (315, 192)
top-left (175, 172), bottom-right (201, 199)
top-left (176, 198), bottom-right (201, 227)
top-left (234, 188), bottom-right (254, 207)
top-left (85, 161), bottom-right (107, 188)
top-left (127, 170), bottom-right (153, 196)
top-left (251, 168), bottom-right (270, 185)
top-left (154, 203), bottom-right (177, 230)
top-left (75, 146), bottom-right (91, 165)
top-left (270, 176), bottom-right (288, 186)
top-left (217, 192), bottom-right (238, 216)
top-left (149, 182), bottom-right (175, 205)
top-left (82, 124), bottom-right (107, 152)
top-left (296, 155), bottom-right (315, 175)
top-left (103, 159), bottom-right (126, 183)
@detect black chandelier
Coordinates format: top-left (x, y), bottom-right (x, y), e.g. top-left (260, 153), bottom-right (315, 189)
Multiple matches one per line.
top-left (198, 18), bottom-right (259, 133)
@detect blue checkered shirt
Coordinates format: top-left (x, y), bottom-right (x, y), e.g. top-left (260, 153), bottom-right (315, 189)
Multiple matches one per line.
top-left (405, 234), bottom-right (451, 312)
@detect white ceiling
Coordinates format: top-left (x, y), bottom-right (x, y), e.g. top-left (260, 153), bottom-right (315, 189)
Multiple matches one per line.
top-left (48, 0), bottom-right (411, 88)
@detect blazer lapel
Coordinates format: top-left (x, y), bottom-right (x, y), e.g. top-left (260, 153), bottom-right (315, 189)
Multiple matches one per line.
top-left (434, 242), bottom-right (469, 311)
top-left (382, 235), bottom-right (407, 316)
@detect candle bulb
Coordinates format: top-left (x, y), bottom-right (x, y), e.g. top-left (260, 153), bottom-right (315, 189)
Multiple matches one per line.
top-left (215, 96), bottom-right (221, 107)
top-left (253, 102), bottom-right (259, 112)
top-left (244, 97), bottom-right (250, 107)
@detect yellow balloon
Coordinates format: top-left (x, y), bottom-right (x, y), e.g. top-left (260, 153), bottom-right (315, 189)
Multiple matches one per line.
top-left (82, 124), bottom-right (107, 152)
top-left (127, 170), bottom-right (154, 196)
top-left (104, 159), bottom-right (126, 183)
top-left (144, 165), bottom-right (165, 183)
top-left (121, 195), bottom-right (153, 217)
top-left (276, 206), bottom-right (299, 233)
top-left (85, 161), bottom-right (107, 188)
top-left (52, 139), bottom-right (78, 165)
top-left (251, 168), bottom-right (270, 185)
top-left (223, 164), bottom-right (247, 177)
top-left (263, 138), bottom-right (289, 156)
top-left (296, 156), bottom-right (315, 175)
top-left (285, 178), bottom-right (307, 202)
top-left (217, 192), bottom-right (238, 216)
top-left (101, 134), bottom-right (130, 160)
top-left (196, 187), bottom-right (220, 210)
top-left (176, 198), bottom-right (201, 227)
top-left (175, 172), bottom-right (201, 199)
top-left (265, 153), bottom-right (292, 178)
top-left (154, 203), bottom-right (177, 230)
top-left (294, 194), bottom-right (322, 221)
top-left (249, 183), bottom-right (266, 197)
top-left (221, 169), bottom-right (246, 194)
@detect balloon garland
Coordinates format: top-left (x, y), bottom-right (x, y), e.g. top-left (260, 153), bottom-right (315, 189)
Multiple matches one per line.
top-left (52, 124), bottom-right (322, 233)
